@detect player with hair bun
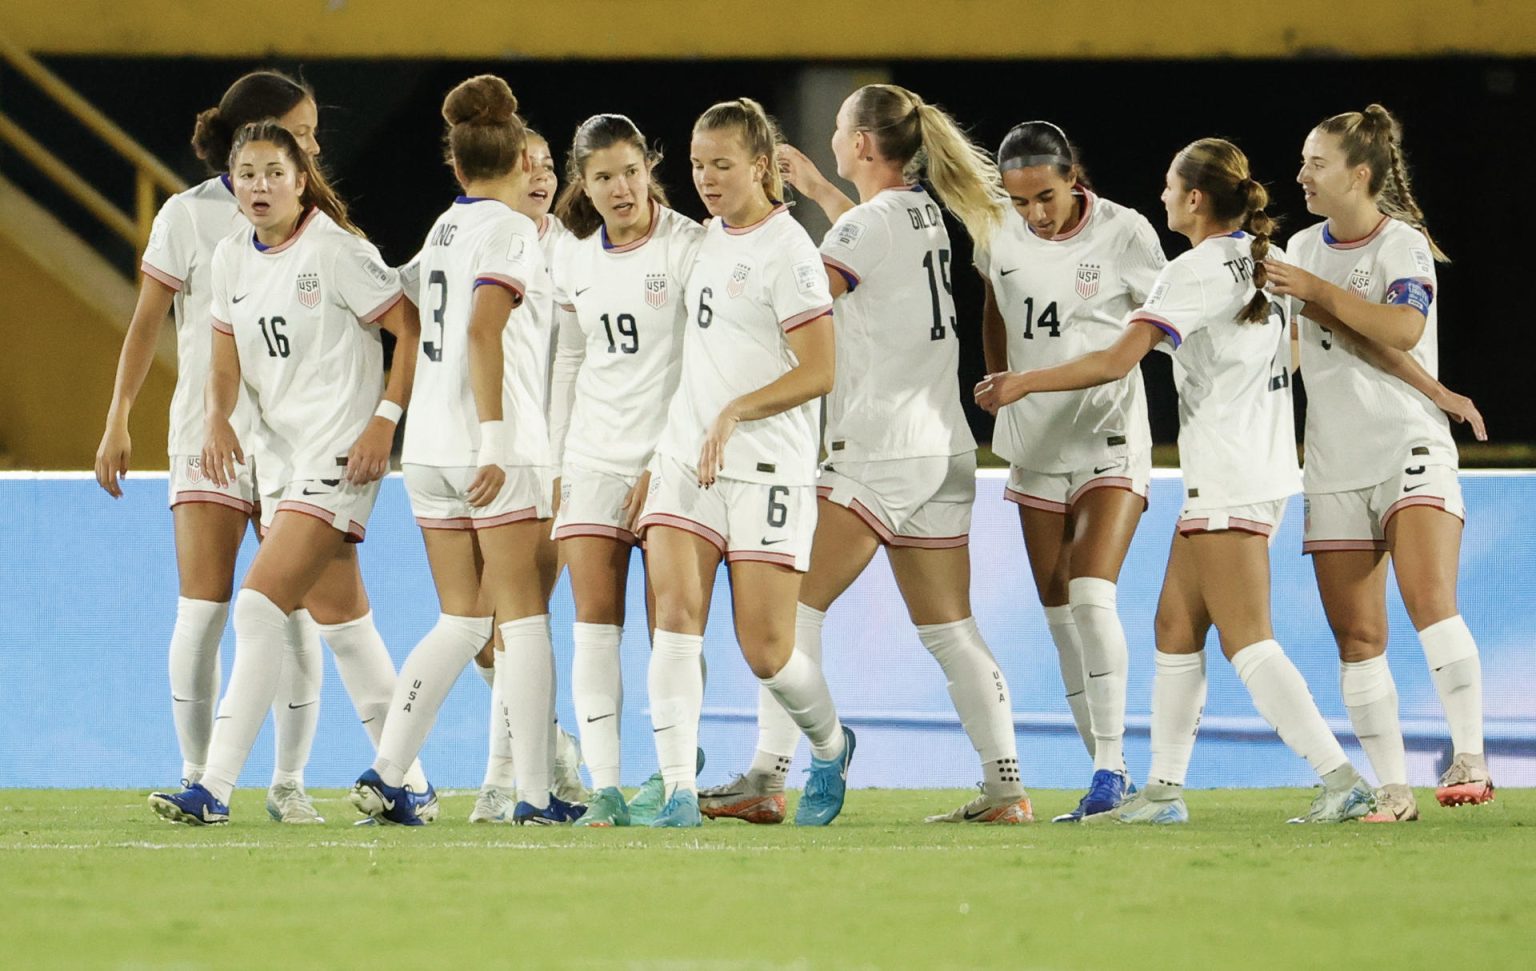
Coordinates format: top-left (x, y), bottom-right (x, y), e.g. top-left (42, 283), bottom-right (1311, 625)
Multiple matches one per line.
top-left (634, 97), bottom-right (853, 827)
top-left (978, 138), bottom-right (1376, 825)
top-left (1265, 104), bottom-right (1492, 822)
top-left (150, 119), bottom-right (424, 825)
top-left (977, 120), bottom-right (1166, 821)
top-left (543, 113), bottom-right (706, 827)
top-left (703, 84), bottom-right (1032, 825)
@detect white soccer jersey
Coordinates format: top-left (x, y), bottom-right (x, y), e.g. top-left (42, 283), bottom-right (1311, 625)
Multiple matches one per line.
top-left (817, 185), bottom-right (975, 462)
top-left (552, 205), bottom-right (705, 474)
top-left (400, 197), bottom-right (542, 467)
top-left (1133, 232), bottom-right (1300, 509)
top-left (209, 209), bottom-right (403, 481)
top-left (1287, 217), bottom-right (1455, 492)
top-left (140, 175), bottom-right (256, 455)
top-left (536, 214), bottom-right (573, 426)
top-left (975, 190), bottom-right (1164, 472)
top-left (655, 206), bottom-right (834, 486)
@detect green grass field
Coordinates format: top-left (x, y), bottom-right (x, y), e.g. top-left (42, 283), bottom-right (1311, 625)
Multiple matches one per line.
top-left (2, 787), bottom-right (1530, 970)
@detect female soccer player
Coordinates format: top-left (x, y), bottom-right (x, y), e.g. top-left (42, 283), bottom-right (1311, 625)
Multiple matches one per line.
top-left (977, 138), bottom-right (1375, 824)
top-left (149, 120), bottom-right (420, 824)
top-left (702, 84), bottom-right (1030, 825)
top-left (977, 121), bottom-right (1166, 821)
top-left (348, 76), bottom-right (579, 826)
top-left (542, 114), bottom-right (704, 827)
top-left (634, 98), bottom-right (853, 827)
top-left (1265, 105), bottom-right (1492, 822)
top-left (97, 71), bottom-right (400, 824)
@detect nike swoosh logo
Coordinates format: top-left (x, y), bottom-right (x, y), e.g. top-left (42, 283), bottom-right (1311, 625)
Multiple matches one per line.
top-left (287, 701), bottom-right (317, 710)
top-left (1093, 465), bottom-right (1119, 475)
top-left (963, 806), bottom-right (991, 820)
top-left (760, 538), bottom-right (786, 546)
top-left (586, 713), bottom-right (615, 723)
top-left (1088, 671), bottom-right (1113, 679)
top-left (232, 293), bottom-right (248, 303)
top-left (381, 796), bottom-right (395, 811)
top-left (999, 268), bottom-right (1019, 277)
top-left (214, 715), bottom-right (231, 721)
top-left (574, 287), bottom-right (591, 296)
top-left (1402, 483), bottom-right (1428, 493)
top-left (361, 717), bottom-right (377, 725)
top-left (172, 695), bottom-right (198, 703)
top-left (301, 485), bottom-right (331, 496)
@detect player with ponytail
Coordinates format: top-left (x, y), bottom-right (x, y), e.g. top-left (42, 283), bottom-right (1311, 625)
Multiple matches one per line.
top-left (1265, 105), bottom-right (1491, 821)
top-left (978, 138), bottom-right (1376, 825)
top-left (702, 83), bottom-right (1031, 826)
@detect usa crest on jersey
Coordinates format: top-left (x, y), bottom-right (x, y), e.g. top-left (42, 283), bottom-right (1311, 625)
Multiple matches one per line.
top-left (1347, 266), bottom-right (1372, 296)
top-left (644, 272), bottom-right (668, 309)
top-left (727, 262), bottom-right (751, 298)
top-left (297, 272), bottom-right (321, 309)
top-left (1075, 263), bottom-right (1101, 299)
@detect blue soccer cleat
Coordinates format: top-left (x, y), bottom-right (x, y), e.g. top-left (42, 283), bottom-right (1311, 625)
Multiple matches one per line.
top-left (410, 783), bottom-right (440, 824)
top-left (349, 768), bottom-right (424, 826)
top-left (513, 793), bottom-right (588, 826)
top-left (1053, 769), bottom-right (1132, 823)
top-left (648, 788), bottom-right (702, 828)
top-left (148, 782), bottom-right (229, 825)
top-left (794, 726), bottom-right (857, 826)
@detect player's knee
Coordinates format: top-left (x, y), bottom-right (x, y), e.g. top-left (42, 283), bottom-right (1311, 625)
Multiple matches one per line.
top-left (1330, 620), bottom-right (1388, 662)
top-left (1398, 581), bottom-right (1458, 630)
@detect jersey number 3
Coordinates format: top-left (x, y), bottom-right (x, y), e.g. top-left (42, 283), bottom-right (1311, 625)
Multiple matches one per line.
top-left (423, 270), bottom-right (448, 363)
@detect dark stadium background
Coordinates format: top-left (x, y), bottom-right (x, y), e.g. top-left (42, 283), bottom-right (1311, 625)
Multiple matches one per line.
top-left (14, 56), bottom-right (1527, 452)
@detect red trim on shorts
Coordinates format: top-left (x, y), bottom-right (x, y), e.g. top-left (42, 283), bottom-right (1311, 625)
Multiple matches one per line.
top-left (360, 291), bottom-right (405, 324)
top-left (475, 506), bottom-right (542, 530)
top-left (636, 513), bottom-right (726, 553)
top-left (1303, 539), bottom-right (1388, 554)
top-left (1069, 475), bottom-right (1147, 509)
top-left (1382, 495), bottom-right (1461, 529)
top-left (140, 261), bottom-right (184, 291)
top-left (818, 486), bottom-right (968, 549)
top-left (275, 499), bottom-right (367, 542)
top-left (1003, 487), bottom-right (1069, 514)
top-left (1178, 516), bottom-right (1273, 538)
top-left (171, 490), bottom-right (254, 514)
top-left (415, 515), bottom-right (474, 531)
top-left (727, 550), bottom-right (799, 569)
top-left (554, 523), bottom-right (638, 544)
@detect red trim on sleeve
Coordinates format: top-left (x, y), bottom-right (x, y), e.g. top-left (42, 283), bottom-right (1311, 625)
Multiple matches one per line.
top-left (782, 304), bottom-right (833, 333)
top-left (1129, 312), bottom-right (1181, 347)
top-left (211, 318), bottom-right (235, 335)
top-left (359, 291), bottom-right (404, 324)
top-left (140, 261), bottom-right (184, 292)
top-left (474, 273), bottom-right (527, 299)
top-left (822, 256), bottom-right (861, 292)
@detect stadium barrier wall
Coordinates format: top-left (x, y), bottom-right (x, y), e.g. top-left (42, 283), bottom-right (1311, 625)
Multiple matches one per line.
top-left (1, 470), bottom-right (1531, 791)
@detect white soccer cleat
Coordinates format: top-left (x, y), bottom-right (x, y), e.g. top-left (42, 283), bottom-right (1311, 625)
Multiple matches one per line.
top-left (553, 728), bottom-right (590, 805)
top-left (924, 785), bottom-right (1034, 824)
top-left (1436, 753), bottom-right (1495, 807)
top-left (468, 785), bottom-right (517, 824)
top-left (266, 781), bottom-right (325, 824)
top-left (1363, 783), bottom-right (1420, 823)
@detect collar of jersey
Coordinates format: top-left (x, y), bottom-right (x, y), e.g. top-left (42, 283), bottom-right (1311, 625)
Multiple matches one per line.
top-left (251, 208), bottom-right (319, 254)
top-left (1321, 214), bottom-right (1388, 250)
top-left (1026, 187), bottom-right (1095, 242)
top-left (455, 195), bottom-right (496, 205)
top-left (219, 173), bottom-right (234, 196)
top-left (722, 203), bottom-right (788, 235)
top-left (602, 205), bottom-right (663, 254)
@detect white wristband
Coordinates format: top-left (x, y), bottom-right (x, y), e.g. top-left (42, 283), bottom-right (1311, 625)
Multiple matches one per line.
top-left (476, 420), bottom-right (508, 467)
top-left (375, 400), bottom-right (404, 424)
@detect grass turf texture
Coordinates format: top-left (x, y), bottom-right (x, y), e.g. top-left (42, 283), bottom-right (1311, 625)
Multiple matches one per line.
top-left (2, 788), bottom-right (1529, 970)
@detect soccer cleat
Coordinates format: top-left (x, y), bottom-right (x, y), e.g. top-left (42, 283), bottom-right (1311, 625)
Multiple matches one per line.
top-left (1436, 752), bottom-right (1495, 807)
top-left (649, 788), bottom-right (703, 828)
top-left (1363, 783), bottom-right (1420, 823)
top-left (630, 748), bottom-right (705, 825)
top-left (266, 781), bottom-right (324, 824)
top-left (1052, 769), bottom-right (1132, 823)
top-left (699, 772), bottom-right (787, 824)
top-left (924, 784), bottom-right (1034, 824)
top-left (349, 769), bottom-right (424, 826)
top-left (148, 782), bottom-right (229, 825)
top-left (409, 784), bottom-right (440, 824)
top-left (467, 785), bottom-right (517, 824)
top-left (554, 728), bottom-right (590, 805)
top-left (1288, 778), bottom-right (1375, 824)
top-left (575, 787), bottom-right (631, 828)
top-left (513, 793), bottom-right (588, 826)
top-left (1086, 785), bottom-right (1188, 825)
top-left (794, 726), bottom-right (857, 827)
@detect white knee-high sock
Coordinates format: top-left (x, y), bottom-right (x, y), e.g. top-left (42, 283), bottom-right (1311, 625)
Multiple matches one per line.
top-left (200, 590), bottom-right (289, 803)
top-left (760, 649), bottom-right (844, 761)
top-left (1232, 640), bottom-right (1348, 779)
top-left (322, 613), bottom-right (430, 792)
top-left (752, 603), bottom-right (824, 781)
top-left (271, 609), bottom-right (322, 787)
top-left (571, 622), bottom-right (624, 791)
top-left (1148, 650), bottom-right (1206, 788)
top-left (649, 629), bottom-right (704, 793)
top-left (1069, 578), bottom-right (1129, 773)
top-left (372, 614), bottom-right (491, 787)
top-left (917, 617), bottom-right (1020, 793)
top-left (1419, 615), bottom-right (1484, 756)
top-left (1341, 654), bottom-right (1407, 786)
top-left (483, 652), bottom-right (516, 789)
top-left (1044, 604), bottom-right (1094, 758)
top-left (168, 597), bottom-right (227, 782)
top-left (474, 658), bottom-right (495, 689)
top-left (501, 615), bottom-right (555, 807)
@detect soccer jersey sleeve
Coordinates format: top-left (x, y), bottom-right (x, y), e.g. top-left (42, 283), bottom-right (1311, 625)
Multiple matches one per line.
top-left (476, 220), bottom-right (535, 301)
top-left (330, 235), bottom-right (404, 324)
top-left (972, 239), bottom-right (993, 277)
top-left (208, 238), bottom-right (235, 335)
top-left (398, 251), bottom-right (423, 307)
top-left (1130, 262), bottom-right (1206, 350)
top-left (140, 196), bottom-right (194, 291)
top-left (772, 232), bottom-right (835, 332)
top-left (1120, 215), bottom-right (1169, 303)
top-left (1376, 229), bottom-right (1437, 316)
top-left (818, 209), bottom-right (890, 292)
top-left (669, 217), bottom-right (707, 287)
